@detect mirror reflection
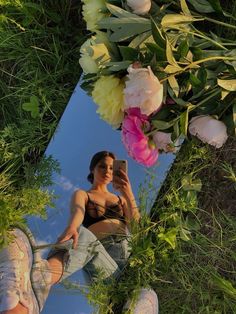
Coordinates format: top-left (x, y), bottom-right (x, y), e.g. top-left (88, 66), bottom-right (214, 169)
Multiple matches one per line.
top-left (27, 83), bottom-right (176, 313)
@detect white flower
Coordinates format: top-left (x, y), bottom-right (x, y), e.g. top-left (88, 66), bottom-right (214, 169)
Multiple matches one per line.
top-left (79, 33), bottom-right (111, 74)
top-left (127, 0), bottom-right (151, 15)
top-left (189, 115), bottom-right (228, 148)
top-left (82, 0), bottom-right (106, 31)
top-left (153, 131), bottom-right (175, 152)
top-left (124, 65), bottom-right (163, 116)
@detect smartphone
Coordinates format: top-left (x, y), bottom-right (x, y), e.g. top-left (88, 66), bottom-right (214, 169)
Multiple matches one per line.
top-left (112, 160), bottom-right (127, 189)
top-left (113, 160), bottom-right (128, 176)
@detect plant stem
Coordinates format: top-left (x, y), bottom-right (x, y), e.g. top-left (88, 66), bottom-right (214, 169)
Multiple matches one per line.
top-left (160, 56), bottom-right (236, 83)
top-left (204, 16), bottom-right (236, 30)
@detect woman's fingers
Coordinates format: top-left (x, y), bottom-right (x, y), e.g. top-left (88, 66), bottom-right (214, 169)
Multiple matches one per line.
top-left (73, 232), bottom-right (79, 249)
top-left (57, 229), bottom-right (79, 249)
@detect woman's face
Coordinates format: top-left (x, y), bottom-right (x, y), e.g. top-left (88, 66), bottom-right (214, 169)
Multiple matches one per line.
top-left (92, 156), bottom-right (114, 184)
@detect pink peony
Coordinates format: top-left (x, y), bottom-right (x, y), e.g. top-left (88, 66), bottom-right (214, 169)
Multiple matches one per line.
top-left (124, 65), bottom-right (163, 116)
top-left (121, 108), bottom-right (158, 167)
top-left (127, 0), bottom-right (151, 15)
top-left (153, 131), bottom-right (175, 152)
top-left (189, 115), bottom-right (228, 148)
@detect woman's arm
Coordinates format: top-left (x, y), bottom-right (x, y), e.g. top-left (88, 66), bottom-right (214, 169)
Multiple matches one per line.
top-left (57, 189), bottom-right (87, 248)
top-left (113, 169), bottom-right (141, 223)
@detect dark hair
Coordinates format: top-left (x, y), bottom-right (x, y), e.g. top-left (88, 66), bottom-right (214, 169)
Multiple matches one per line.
top-left (87, 151), bottom-right (116, 183)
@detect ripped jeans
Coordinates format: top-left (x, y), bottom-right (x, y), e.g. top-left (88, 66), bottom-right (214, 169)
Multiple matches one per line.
top-left (48, 226), bottom-right (130, 284)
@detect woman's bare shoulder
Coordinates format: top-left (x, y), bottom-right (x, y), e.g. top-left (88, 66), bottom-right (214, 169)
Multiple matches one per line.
top-left (72, 189), bottom-right (88, 200)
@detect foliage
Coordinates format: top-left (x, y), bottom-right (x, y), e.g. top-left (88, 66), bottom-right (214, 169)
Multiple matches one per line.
top-left (0, 0), bottom-right (85, 245)
top-left (79, 0), bottom-right (236, 166)
top-left (80, 137), bottom-right (236, 314)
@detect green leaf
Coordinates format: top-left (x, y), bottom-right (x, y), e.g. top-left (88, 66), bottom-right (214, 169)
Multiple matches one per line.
top-left (129, 31), bottom-right (152, 48)
top-left (99, 17), bottom-right (151, 42)
top-left (106, 60), bottom-right (132, 71)
top-left (145, 43), bottom-right (166, 61)
top-left (182, 175), bottom-right (202, 191)
top-left (22, 96), bottom-right (40, 118)
top-left (189, 73), bottom-right (202, 87)
top-left (106, 3), bottom-right (140, 19)
top-left (217, 79), bottom-right (236, 92)
top-left (207, 0), bottom-right (222, 13)
top-left (166, 38), bottom-right (178, 66)
top-left (168, 76), bottom-right (179, 97)
top-left (152, 120), bottom-right (176, 130)
top-left (177, 40), bottom-right (189, 58)
top-left (119, 46), bottom-right (138, 61)
top-left (179, 110), bottom-right (189, 136)
top-left (161, 14), bottom-right (203, 28)
top-left (23, 2), bottom-right (43, 12)
top-left (180, 0), bottom-right (191, 15)
top-left (173, 121), bottom-right (180, 140)
top-left (158, 228), bottom-right (178, 249)
top-left (187, 0), bottom-right (215, 13)
top-left (197, 67), bottom-right (207, 85)
top-left (164, 64), bottom-right (182, 74)
top-left (179, 227), bottom-right (191, 241)
top-left (150, 17), bottom-right (166, 49)
top-left (167, 86), bottom-right (189, 106)
top-left (211, 274), bottom-right (236, 300)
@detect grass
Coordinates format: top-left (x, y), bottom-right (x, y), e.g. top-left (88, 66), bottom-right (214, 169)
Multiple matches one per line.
top-left (0, 0), bottom-right (87, 245)
top-left (80, 138), bottom-right (236, 314)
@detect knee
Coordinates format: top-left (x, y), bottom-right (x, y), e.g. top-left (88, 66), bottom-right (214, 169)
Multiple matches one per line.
top-left (0, 303), bottom-right (29, 314)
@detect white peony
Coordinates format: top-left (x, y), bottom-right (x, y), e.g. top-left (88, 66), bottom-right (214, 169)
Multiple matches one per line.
top-left (127, 0), bottom-right (151, 15)
top-left (153, 131), bottom-right (175, 152)
top-left (123, 65), bottom-right (163, 116)
top-left (189, 115), bottom-right (228, 148)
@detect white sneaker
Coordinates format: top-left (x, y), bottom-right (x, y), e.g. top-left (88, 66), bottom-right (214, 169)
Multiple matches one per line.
top-left (0, 228), bottom-right (52, 313)
top-left (123, 288), bottom-right (159, 314)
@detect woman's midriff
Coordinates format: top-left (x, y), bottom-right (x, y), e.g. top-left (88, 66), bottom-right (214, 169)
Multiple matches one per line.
top-left (88, 219), bottom-right (127, 240)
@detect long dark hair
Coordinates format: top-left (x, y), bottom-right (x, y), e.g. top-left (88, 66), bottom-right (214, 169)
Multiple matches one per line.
top-left (87, 151), bottom-right (116, 183)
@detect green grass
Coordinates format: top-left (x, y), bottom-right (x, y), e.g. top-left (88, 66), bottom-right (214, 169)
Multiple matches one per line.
top-left (0, 0), bottom-right (86, 245)
top-left (79, 138), bottom-right (236, 314)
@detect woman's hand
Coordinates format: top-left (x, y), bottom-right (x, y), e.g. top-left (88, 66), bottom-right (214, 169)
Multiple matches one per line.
top-left (113, 169), bottom-right (140, 222)
top-left (113, 168), bottom-right (133, 198)
top-left (57, 225), bottom-right (79, 249)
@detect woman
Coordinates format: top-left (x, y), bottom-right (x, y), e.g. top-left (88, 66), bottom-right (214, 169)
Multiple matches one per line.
top-left (50, 150), bottom-right (140, 283)
top-left (0, 151), bottom-right (157, 314)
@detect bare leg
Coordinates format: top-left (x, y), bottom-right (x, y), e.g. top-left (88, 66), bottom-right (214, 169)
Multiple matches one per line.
top-left (0, 303), bottom-right (28, 314)
top-left (47, 251), bottom-right (65, 285)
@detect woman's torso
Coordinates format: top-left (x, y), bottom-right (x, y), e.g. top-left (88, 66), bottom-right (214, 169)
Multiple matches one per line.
top-left (83, 191), bottom-right (127, 239)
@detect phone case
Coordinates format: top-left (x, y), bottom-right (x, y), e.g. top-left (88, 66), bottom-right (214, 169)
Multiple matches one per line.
top-left (113, 160), bottom-right (127, 174)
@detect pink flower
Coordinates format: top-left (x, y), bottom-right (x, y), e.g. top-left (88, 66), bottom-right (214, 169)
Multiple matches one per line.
top-left (189, 115), bottom-right (228, 148)
top-left (121, 108), bottom-right (158, 167)
top-left (153, 131), bottom-right (175, 152)
top-left (127, 0), bottom-right (151, 15)
top-left (124, 65), bottom-right (163, 116)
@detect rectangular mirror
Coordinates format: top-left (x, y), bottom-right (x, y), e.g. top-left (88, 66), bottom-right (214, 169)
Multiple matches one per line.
top-left (27, 83), bottom-right (177, 313)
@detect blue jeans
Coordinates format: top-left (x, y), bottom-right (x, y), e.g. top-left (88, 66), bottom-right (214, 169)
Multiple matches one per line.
top-left (48, 226), bottom-right (130, 283)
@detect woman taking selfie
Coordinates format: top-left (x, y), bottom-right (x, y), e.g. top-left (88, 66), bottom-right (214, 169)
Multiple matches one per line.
top-left (56, 150), bottom-right (140, 274)
top-left (0, 151), bottom-right (158, 314)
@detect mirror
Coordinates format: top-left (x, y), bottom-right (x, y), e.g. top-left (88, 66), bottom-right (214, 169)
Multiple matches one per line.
top-left (27, 82), bottom-right (177, 313)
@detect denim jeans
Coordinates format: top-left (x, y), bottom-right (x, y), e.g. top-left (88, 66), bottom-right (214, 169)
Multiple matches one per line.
top-left (48, 226), bottom-right (130, 284)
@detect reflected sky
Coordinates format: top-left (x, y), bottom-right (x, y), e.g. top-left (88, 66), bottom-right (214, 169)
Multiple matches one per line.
top-left (27, 82), bottom-right (176, 313)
